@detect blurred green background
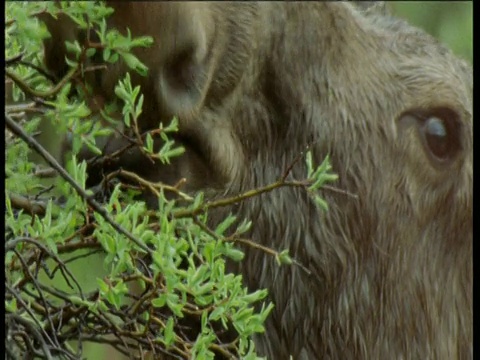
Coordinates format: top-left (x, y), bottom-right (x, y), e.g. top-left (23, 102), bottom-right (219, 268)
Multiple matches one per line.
top-left (390, 1), bottom-right (472, 63)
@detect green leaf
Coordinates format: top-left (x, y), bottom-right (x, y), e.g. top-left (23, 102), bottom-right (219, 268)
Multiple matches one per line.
top-left (215, 214), bottom-right (237, 235)
top-left (114, 85), bottom-right (130, 103)
top-left (86, 47), bottom-right (97, 58)
top-left (5, 299), bottom-right (17, 313)
top-left (276, 250), bottom-right (293, 266)
top-left (96, 278), bottom-right (110, 294)
top-left (223, 246), bottom-right (245, 262)
top-left (209, 306), bottom-right (225, 321)
top-left (313, 196), bottom-right (329, 211)
top-left (236, 219), bottom-right (252, 234)
top-left (152, 294), bottom-right (167, 308)
top-left (145, 133), bottom-right (154, 152)
top-left (121, 52), bottom-right (141, 70)
top-left (103, 47), bottom-right (111, 62)
top-left (163, 317), bottom-right (175, 346)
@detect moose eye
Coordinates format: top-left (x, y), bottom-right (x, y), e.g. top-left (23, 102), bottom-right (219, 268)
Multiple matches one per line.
top-left (422, 116), bottom-right (449, 159)
top-left (401, 107), bottom-right (463, 166)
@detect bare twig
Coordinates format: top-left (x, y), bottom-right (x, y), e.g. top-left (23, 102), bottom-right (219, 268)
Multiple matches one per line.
top-left (172, 179), bottom-right (308, 219)
top-left (5, 285), bottom-right (56, 358)
top-left (106, 169), bottom-right (193, 201)
top-left (8, 193), bottom-right (46, 216)
top-left (6, 313), bottom-right (54, 360)
top-left (5, 237), bottom-right (84, 297)
top-left (33, 167), bottom-right (58, 178)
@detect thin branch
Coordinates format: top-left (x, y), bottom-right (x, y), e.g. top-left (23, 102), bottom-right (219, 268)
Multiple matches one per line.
top-left (172, 179), bottom-right (307, 219)
top-left (5, 285), bottom-right (56, 356)
top-left (6, 237), bottom-right (84, 298)
top-left (106, 169), bottom-right (193, 201)
top-left (6, 313), bottom-right (54, 360)
top-left (322, 184), bottom-right (358, 199)
top-left (12, 248), bottom-right (61, 350)
top-left (33, 167), bottom-right (60, 178)
top-left (5, 52), bottom-right (25, 66)
top-left (5, 113), bottom-right (151, 254)
top-left (17, 59), bottom-right (57, 83)
top-left (5, 66), bottom-right (78, 99)
top-left (8, 193), bottom-right (46, 216)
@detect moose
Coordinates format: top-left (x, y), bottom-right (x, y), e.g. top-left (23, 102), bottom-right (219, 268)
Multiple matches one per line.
top-left (41, 2), bottom-right (472, 358)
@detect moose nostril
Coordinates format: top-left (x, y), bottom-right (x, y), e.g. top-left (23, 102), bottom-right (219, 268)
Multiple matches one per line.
top-left (157, 39), bottom-right (210, 119)
top-left (164, 19), bottom-right (209, 93)
top-left (165, 46), bottom-right (202, 92)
